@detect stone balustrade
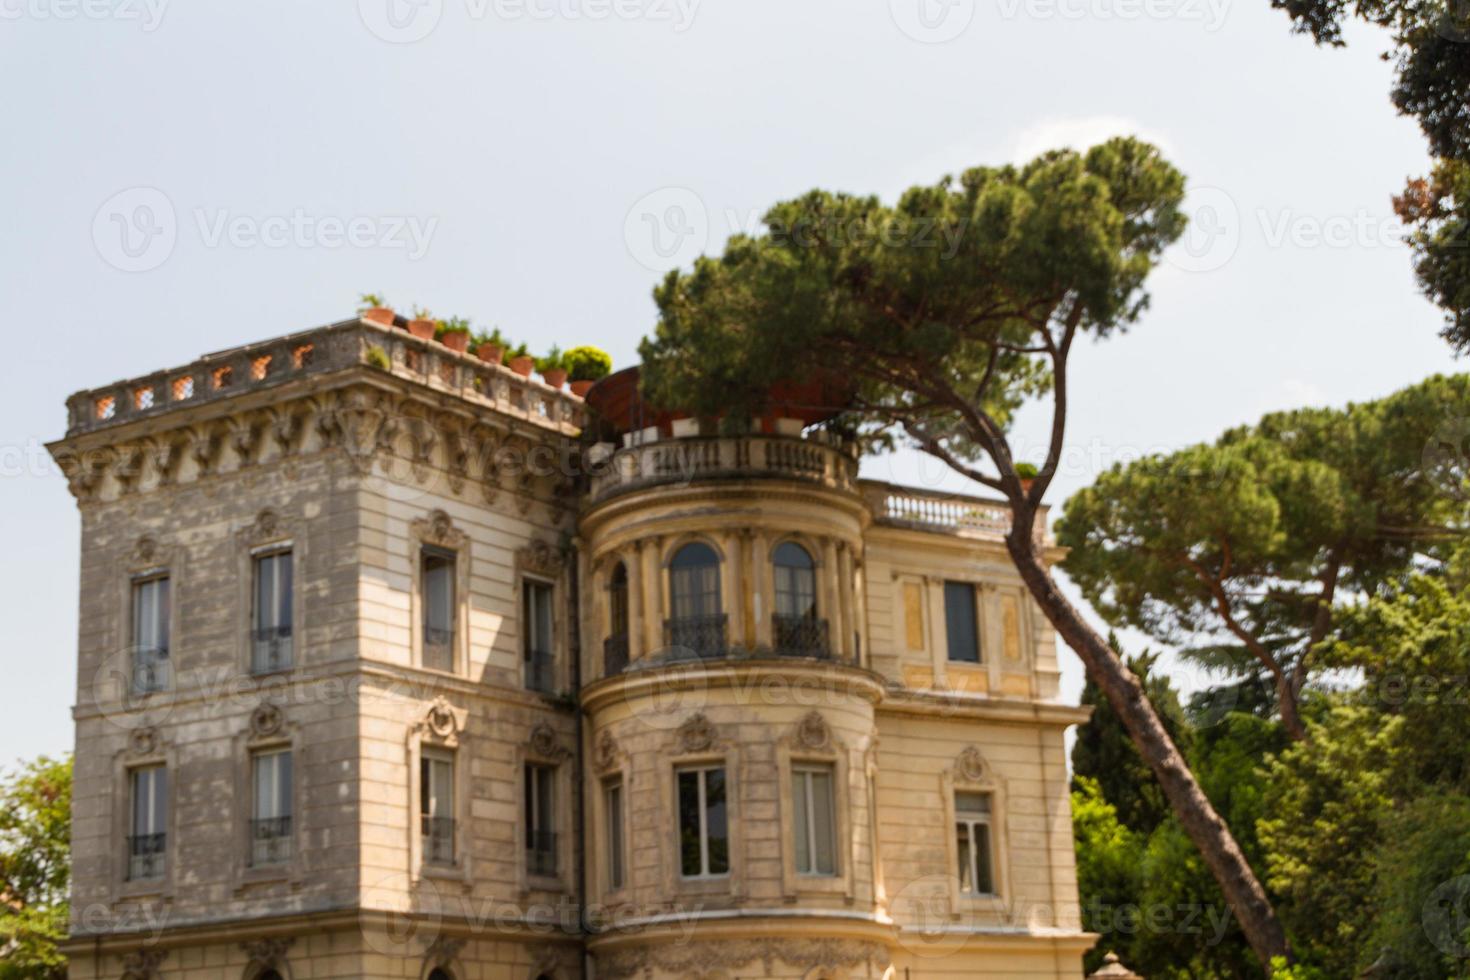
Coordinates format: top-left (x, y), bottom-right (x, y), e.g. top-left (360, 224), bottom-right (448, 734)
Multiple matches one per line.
top-left (587, 431), bottom-right (861, 502)
top-left (63, 318), bottom-right (586, 438)
top-left (863, 482), bottom-right (1051, 543)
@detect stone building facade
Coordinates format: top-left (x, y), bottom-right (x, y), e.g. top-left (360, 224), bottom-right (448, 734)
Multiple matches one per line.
top-left (48, 316), bottom-right (1095, 979)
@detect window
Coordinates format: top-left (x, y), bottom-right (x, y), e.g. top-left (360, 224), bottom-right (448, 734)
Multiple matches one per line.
top-left (251, 749), bottom-right (293, 866)
top-left (955, 791), bottom-right (995, 895)
top-left (606, 562), bottom-right (630, 675)
top-left (421, 749), bottom-right (455, 864)
top-left (523, 579), bottom-right (554, 693)
top-left (422, 548), bottom-right (456, 671)
top-left (131, 576), bottom-right (170, 693)
top-left (604, 777), bottom-right (626, 891)
top-left (667, 543), bottom-right (724, 657)
top-left (773, 542), bottom-right (827, 655)
top-left (677, 766), bottom-right (729, 878)
top-left (525, 764), bottom-right (557, 877)
top-left (128, 766), bottom-right (167, 880)
top-left (252, 550), bottom-right (293, 673)
top-left (943, 581), bottom-right (981, 663)
top-left (791, 764), bottom-right (837, 876)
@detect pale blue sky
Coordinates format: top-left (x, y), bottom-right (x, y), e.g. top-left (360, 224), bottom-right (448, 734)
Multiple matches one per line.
top-left (0, 0), bottom-right (1457, 763)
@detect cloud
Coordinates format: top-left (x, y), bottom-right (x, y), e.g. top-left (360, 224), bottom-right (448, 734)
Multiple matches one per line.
top-left (1010, 116), bottom-right (1177, 163)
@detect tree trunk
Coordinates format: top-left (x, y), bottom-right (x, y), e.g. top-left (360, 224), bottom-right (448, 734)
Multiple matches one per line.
top-left (1276, 673), bottom-right (1309, 744)
top-left (1005, 528), bottom-right (1292, 971)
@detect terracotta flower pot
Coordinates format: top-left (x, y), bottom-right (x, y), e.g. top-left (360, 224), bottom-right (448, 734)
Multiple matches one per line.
top-left (569, 379), bottom-right (595, 397)
top-left (361, 307), bottom-right (395, 327)
top-left (476, 343), bottom-right (503, 365)
top-left (440, 331), bottom-right (470, 353)
top-left (407, 318), bottom-right (437, 341)
top-left (509, 355), bottom-right (535, 378)
top-left (1019, 477), bottom-right (1036, 494)
top-left (541, 368), bottom-right (568, 389)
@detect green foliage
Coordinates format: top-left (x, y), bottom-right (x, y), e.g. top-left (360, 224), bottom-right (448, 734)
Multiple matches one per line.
top-left (1369, 792), bottom-right (1470, 978)
top-left (411, 305), bottom-right (432, 321)
top-left (507, 341), bottom-right (531, 362)
top-left (365, 345), bottom-right (391, 371)
top-left (356, 292), bottom-right (388, 312)
top-left (1396, 162), bottom-right (1470, 353)
top-left (1014, 461), bottom-right (1039, 479)
top-left (0, 755), bottom-right (71, 980)
top-left (564, 345), bottom-right (613, 382)
top-left (437, 315), bottom-right (471, 337)
top-left (472, 327), bottom-right (508, 352)
top-left (535, 344), bottom-right (566, 373)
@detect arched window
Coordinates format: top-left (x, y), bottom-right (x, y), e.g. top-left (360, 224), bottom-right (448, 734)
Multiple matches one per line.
top-left (667, 542), bottom-right (724, 657)
top-left (606, 562), bottom-right (629, 674)
top-left (773, 541), bottom-right (827, 656)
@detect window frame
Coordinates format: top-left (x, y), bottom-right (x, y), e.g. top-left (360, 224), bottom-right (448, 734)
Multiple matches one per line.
top-left (943, 579), bottom-right (982, 664)
top-left (130, 573), bottom-right (171, 695)
top-left (420, 545), bottom-right (458, 672)
top-left (127, 764), bottom-right (168, 882)
top-left (603, 775), bottom-right (627, 894)
top-left (524, 762), bottom-right (559, 880)
top-left (420, 747), bottom-right (457, 866)
top-left (954, 790), bottom-right (996, 897)
top-left (522, 576), bottom-right (556, 694)
top-left (790, 762), bottom-right (839, 877)
top-left (249, 747), bottom-right (294, 868)
top-left (675, 764), bottom-right (730, 880)
top-left (250, 548), bottom-right (294, 675)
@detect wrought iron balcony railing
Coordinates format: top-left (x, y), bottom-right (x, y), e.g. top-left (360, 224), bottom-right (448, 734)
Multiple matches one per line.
top-left (127, 832), bottom-right (166, 880)
top-left (422, 815), bottom-right (455, 864)
top-left (604, 634), bottom-right (630, 676)
top-left (527, 830), bottom-right (558, 877)
top-left (525, 651), bottom-right (555, 694)
top-left (773, 614), bottom-right (831, 659)
top-left (423, 627), bottom-right (454, 671)
top-left (131, 649), bottom-right (170, 694)
top-left (251, 626), bottom-right (293, 674)
top-left (663, 614), bottom-right (729, 660)
top-left (250, 816), bottom-right (292, 866)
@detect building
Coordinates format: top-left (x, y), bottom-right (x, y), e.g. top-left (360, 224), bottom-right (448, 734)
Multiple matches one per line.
top-left (47, 315), bottom-right (1095, 979)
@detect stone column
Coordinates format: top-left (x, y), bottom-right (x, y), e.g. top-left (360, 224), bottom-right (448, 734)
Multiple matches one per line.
top-left (723, 529), bottom-right (745, 649)
top-left (626, 544), bottom-right (645, 664)
top-left (836, 540), bottom-right (854, 660)
top-left (819, 536), bottom-right (839, 657)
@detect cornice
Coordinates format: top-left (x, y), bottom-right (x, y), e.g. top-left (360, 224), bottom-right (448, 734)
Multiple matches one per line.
top-left (580, 658), bottom-right (887, 715)
top-left (878, 687), bottom-right (1093, 727)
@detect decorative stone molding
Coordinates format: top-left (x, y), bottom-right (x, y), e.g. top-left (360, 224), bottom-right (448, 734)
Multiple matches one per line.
top-left (956, 745), bottom-right (988, 782)
top-left (413, 509), bottom-right (466, 551)
top-left (593, 730), bottom-right (622, 773)
top-left (794, 710), bottom-right (832, 751)
top-left (128, 535), bottom-right (163, 570)
top-left (422, 696), bottom-right (463, 740)
top-left (517, 538), bottom-right (565, 578)
top-left (120, 947), bottom-right (167, 980)
top-left (238, 508), bottom-right (289, 547)
top-left (250, 703), bottom-right (286, 739)
top-left (241, 936), bottom-right (294, 971)
top-left (529, 721), bottom-right (571, 762)
top-left (676, 712), bottom-right (718, 754)
top-left (598, 937), bottom-right (889, 980)
top-left (127, 726), bottom-right (161, 758)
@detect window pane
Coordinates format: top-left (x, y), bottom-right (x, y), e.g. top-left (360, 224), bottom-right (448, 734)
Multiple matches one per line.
top-left (606, 781), bottom-right (625, 890)
top-left (792, 771), bottom-right (811, 873)
top-left (957, 824), bottom-right (973, 891)
top-left (705, 768), bottom-right (728, 875)
top-left (677, 771), bottom-right (702, 876)
top-left (810, 769), bottom-right (836, 875)
top-left (670, 544), bottom-right (720, 619)
top-left (943, 581), bottom-right (980, 663)
top-left (956, 791), bottom-right (991, 814)
top-left (774, 543), bottom-right (816, 619)
top-left (423, 551), bottom-right (455, 671)
top-left (972, 822), bottom-right (994, 893)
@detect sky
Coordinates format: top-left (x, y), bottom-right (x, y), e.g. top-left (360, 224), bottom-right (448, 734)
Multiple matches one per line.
top-left (0, 0), bottom-right (1459, 764)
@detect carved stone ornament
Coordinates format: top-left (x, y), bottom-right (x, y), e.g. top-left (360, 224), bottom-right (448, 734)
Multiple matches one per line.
top-left (241, 936), bottom-right (295, 969)
top-left (529, 722), bottom-right (570, 762)
top-left (677, 713), bottom-right (717, 754)
top-left (121, 947), bottom-right (167, 980)
top-left (517, 538), bottom-right (565, 578)
top-left (425, 696), bottom-right (460, 739)
top-left (129, 535), bottom-right (161, 568)
top-left (795, 710), bottom-right (832, 751)
top-left (593, 730), bottom-right (621, 773)
top-left (423, 935), bottom-right (465, 968)
top-left (246, 508), bottom-right (281, 542)
top-left (414, 508), bottom-right (465, 550)
top-left (127, 726), bottom-right (160, 758)
top-left (598, 937), bottom-right (890, 980)
top-left (957, 745), bottom-right (988, 782)
top-left (250, 703), bottom-right (285, 738)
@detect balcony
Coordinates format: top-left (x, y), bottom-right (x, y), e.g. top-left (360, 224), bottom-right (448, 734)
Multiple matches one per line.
top-left (773, 614), bottom-right (831, 659)
top-left (127, 832), bottom-right (166, 881)
top-left (251, 626), bottom-right (293, 674)
top-left (863, 481), bottom-right (1051, 545)
top-left (604, 634), bottom-right (630, 676)
top-left (527, 830), bottom-right (558, 877)
top-left (663, 614), bottom-right (729, 660)
top-left (588, 433), bottom-right (859, 504)
top-left (422, 816), bottom-right (455, 864)
top-left (250, 816), bottom-right (292, 866)
top-left (131, 650), bottom-right (170, 695)
top-left (525, 650), bottom-right (555, 694)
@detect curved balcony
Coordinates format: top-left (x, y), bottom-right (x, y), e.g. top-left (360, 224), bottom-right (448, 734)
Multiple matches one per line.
top-left (586, 432), bottom-right (860, 504)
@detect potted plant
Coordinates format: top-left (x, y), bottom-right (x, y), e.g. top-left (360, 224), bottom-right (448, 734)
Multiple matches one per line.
top-left (437, 316), bottom-right (472, 353)
top-left (407, 305), bottom-right (437, 341)
top-left (358, 293), bottom-right (395, 327)
top-left (1015, 462), bottom-right (1039, 493)
top-left (507, 342), bottom-right (535, 378)
top-left (473, 327), bottom-right (508, 365)
top-left (536, 346), bottom-right (568, 389)
top-left (564, 345), bottom-right (613, 397)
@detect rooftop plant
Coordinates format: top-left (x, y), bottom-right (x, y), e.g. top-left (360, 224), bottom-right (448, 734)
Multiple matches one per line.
top-left (565, 345), bottom-right (613, 382)
top-left (357, 292), bottom-right (389, 312)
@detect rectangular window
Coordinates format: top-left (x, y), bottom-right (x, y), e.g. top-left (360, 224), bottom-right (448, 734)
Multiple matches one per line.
top-left (955, 791), bottom-right (995, 895)
top-left (131, 576), bottom-right (170, 693)
top-left (604, 777), bottom-right (626, 891)
top-left (252, 550), bottom-right (293, 673)
top-left (677, 766), bottom-right (729, 878)
top-left (251, 749), bottom-right (293, 866)
top-left (420, 749), bottom-right (455, 865)
top-left (422, 549), bottom-right (456, 672)
top-left (128, 766), bottom-right (167, 880)
top-left (943, 581), bottom-right (981, 663)
top-left (523, 579), bottom-right (554, 693)
top-left (525, 764), bottom-right (557, 877)
top-left (791, 764), bottom-right (837, 876)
